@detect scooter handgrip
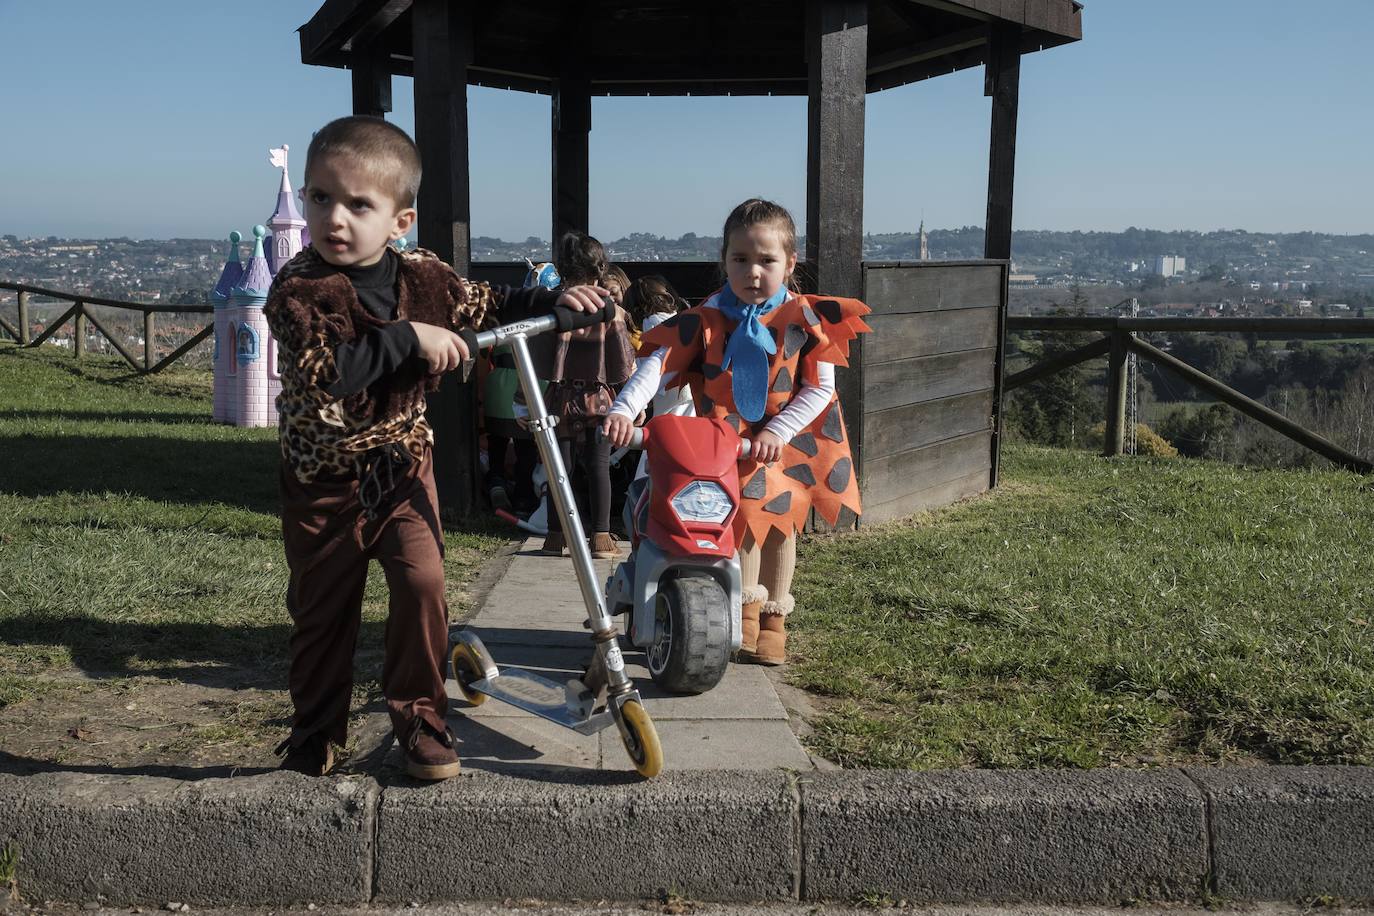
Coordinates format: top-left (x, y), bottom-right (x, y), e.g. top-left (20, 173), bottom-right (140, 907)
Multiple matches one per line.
top-left (552, 297), bottom-right (615, 333)
top-left (738, 439), bottom-right (753, 460)
top-left (457, 327), bottom-right (481, 359)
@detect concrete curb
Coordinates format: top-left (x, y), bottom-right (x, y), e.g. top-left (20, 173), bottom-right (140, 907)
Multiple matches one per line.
top-left (0, 772), bottom-right (377, 905)
top-left (2, 767), bottom-right (1371, 906)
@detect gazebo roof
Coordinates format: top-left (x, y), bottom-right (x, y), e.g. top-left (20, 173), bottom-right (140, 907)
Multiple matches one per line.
top-left (299, 0), bottom-right (1082, 96)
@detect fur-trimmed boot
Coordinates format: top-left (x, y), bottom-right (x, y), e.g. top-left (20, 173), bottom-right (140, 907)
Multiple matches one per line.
top-left (737, 585), bottom-right (768, 659)
top-left (754, 596), bottom-right (794, 666)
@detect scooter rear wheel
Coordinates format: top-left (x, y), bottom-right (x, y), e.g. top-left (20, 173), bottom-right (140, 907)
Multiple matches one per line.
top-left (449, 633), bottom-right (497, 707)
top-left (618, 698), bottom-right (663, 778)
top-left (646, 573), bottom-right (730, 695)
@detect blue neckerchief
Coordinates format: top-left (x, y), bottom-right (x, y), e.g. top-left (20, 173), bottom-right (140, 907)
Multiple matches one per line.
top-left (717, 284), bottom-right (789, 422)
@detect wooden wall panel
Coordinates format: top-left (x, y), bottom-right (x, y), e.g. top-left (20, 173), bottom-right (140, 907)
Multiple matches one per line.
top-left (860, 430), bottom-right (991, 512)
top-left (863, 263), bottom-right (1003, 316)
top-left (863, 348), bottom-right (997, 413)
top-left (864, 305), bottom-right (1000, 365)
top-left (862, 389), bottom-right (994, 461)
top-left (862, 466), bottom-right (990, 526)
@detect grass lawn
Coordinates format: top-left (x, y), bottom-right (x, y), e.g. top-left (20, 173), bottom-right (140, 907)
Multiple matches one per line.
top-left (4, 341), bottom-right (1372, 774)
top-left (0, 344), bottom-right (505, 770)
top-left (790, 444), bottom-right (1374, 769)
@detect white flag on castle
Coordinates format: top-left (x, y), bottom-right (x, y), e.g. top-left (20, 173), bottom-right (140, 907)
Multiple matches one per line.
top-left (268, 145), bottom-right (289, 170)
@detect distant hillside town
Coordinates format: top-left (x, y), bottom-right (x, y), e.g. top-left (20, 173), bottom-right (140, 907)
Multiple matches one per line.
top-left (3, 227), bottom-right (1372, 318)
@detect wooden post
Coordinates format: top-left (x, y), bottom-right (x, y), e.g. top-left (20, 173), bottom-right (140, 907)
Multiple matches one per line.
top-left (983, 22), bottom-right (1021, 261)
top-left (1104, 328), bottom-right (1128, 457)
top-left (806, 0), bottom-right (867, 520)
top-left (144, 311), bottom-right (156, 370)
top-left (413, 0), bottom-right (476, 516)
top-left (74, 301), bottom-right (86, 360)
top-left (351, 41), bottom-right (393, 118)
top-left (552, 71), bottom-right (591, 245)
top-left (17, 290), bottom-right (29, 344)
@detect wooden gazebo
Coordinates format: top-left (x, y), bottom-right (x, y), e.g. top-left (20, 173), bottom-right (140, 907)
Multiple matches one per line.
top-left (298, 0), bottom-right (1083, 521)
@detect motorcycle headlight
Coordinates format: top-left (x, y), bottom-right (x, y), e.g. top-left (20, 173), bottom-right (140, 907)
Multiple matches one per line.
top-left (669, 480), bottom-right (734, 524)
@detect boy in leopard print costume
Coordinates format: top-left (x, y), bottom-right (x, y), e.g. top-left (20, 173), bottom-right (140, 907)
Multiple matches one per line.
top-left (264, 116), bottom-right (607, 780)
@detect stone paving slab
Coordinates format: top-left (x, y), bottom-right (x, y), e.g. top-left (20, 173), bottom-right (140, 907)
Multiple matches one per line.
top-left (608, 719), bottom-right (813, 771)
top-left (450, 537), bottom-right (812, 773)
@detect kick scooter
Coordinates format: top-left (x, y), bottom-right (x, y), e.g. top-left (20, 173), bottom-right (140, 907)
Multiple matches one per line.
top-left (448, 304), bottom-right (663, 778)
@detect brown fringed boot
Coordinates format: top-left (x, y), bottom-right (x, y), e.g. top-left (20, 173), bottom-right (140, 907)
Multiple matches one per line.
top-left (737, 585), bottom-right (768, 659)
top-left (754, 596), bottom-right (794, 666)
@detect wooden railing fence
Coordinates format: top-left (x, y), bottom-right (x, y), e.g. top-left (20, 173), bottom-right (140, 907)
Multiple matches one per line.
top-left (0, 281), bottom-right (213, 373)
top-left (1005, 315), bottom-right (1374, 473)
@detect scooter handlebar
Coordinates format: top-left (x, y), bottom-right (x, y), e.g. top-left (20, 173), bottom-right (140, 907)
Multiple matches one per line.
top-left (470, 298), bottom-right (616, 352)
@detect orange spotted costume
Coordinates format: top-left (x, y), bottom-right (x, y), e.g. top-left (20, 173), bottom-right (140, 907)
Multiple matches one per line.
top-left (638, 292), bottom-right (871, 541)
top-left (621, 289), bottom-right (872, 664)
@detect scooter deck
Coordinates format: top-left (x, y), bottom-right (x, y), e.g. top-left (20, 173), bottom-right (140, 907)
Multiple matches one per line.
top-left (471, 667), bottom-right (614, 736)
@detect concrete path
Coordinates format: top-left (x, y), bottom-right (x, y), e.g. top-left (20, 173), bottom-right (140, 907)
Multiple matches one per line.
top-left (439, 537), bottom-right (817, 775)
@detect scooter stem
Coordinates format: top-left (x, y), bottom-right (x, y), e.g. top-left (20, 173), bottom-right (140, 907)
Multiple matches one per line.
top-left (505, 334), bottom-right (619, 643)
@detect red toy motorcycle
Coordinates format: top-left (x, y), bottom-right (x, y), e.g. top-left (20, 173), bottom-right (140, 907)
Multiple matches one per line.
top-left (605, 414), bottom-right (750, 694)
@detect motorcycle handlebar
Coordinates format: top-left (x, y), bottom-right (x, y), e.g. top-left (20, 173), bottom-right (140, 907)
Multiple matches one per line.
top-left (618, 426), bottom-right (753, 460)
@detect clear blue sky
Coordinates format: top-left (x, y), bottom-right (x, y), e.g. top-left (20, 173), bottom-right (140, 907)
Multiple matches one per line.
top-left (1, 0), bottom-right (1370, 241)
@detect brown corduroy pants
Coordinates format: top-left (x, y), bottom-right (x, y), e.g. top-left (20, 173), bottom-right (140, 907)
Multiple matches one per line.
top-left (279, 448), bottom-right (450, 750)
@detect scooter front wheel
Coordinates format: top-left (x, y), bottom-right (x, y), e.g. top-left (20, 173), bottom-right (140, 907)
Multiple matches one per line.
top-left (617, 699), bottom-right (663, 778)
top-left (449, 633), bottom-right (497, 707)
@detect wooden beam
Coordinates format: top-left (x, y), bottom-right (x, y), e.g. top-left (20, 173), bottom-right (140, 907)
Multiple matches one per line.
top-left (867, 43), bottom-right (987, 92)
top-left (552, 70), bottom-right (591, 244)
top-left (807, 0), bottom-right (868, 475)
top-left (983, 21), bottom-right (1020, 261)
top-left (867, 25), bottom-right (986, 75)
top-left (412, 0), bottom-right (477, 516)
top-left (299, 0), bottom-right (408, 65)
top-left (350, 40), bottom-right (393, 117)
top-left (911, 0), bottom-right (1079, 37)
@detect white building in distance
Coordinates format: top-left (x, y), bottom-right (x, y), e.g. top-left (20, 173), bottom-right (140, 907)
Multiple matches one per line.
top-left (1154, 255), bottom-right (1187, 277)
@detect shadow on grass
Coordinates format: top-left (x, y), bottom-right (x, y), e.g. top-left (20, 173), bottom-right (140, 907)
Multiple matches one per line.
top-left (0, 617), bottom-right (387, 690)
top-left (0, 433), bottom-right (279, 514)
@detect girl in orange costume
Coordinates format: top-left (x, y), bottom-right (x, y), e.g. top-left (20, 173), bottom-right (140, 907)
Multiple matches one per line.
top-left (604, 199), bottom-right (871, 665)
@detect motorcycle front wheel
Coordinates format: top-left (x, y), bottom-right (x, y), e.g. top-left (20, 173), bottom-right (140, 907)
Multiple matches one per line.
top-left (646, 573), bottom-right (730, 694)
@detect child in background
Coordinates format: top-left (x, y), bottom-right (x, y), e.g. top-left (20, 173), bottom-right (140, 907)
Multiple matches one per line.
top-left (620, 275), bottom-right (693, 479)
top-left (603, 264), bottom-right (632, 311)
top-left (604, 199), bottom-right (871, 665)
top-left (483, 261), bottom-right (560, 513)
top-left (265, 116), bottom-right (605, 779)
top-left (538, 231), bottom-right (636, 559)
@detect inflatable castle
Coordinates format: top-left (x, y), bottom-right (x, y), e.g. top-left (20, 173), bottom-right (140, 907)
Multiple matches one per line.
top-left (211, 146), bottom-right (306, 427)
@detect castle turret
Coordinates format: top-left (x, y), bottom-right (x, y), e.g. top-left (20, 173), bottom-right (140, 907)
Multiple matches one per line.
top-left (266, 145), bottom-right (305, 274)
top-left (225, 225), bottom-right (280, 427)
top-left (211, 230), bottom-right (243, 423)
